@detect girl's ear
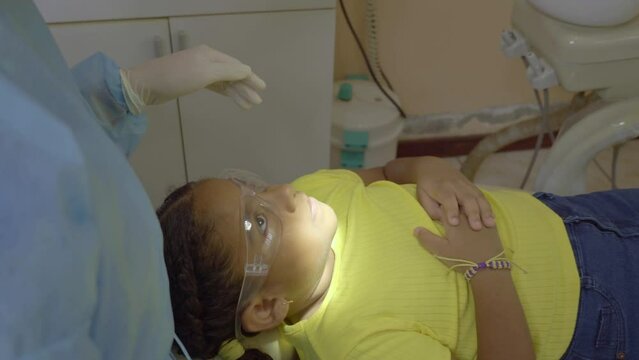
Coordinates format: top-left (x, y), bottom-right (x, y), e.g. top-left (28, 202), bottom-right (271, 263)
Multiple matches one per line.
top-left (241, 296), bottom-right (290, 333)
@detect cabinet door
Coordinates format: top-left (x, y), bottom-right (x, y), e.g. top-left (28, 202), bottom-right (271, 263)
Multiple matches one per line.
top-left (50, 19), bottom-right (186, 207)
top-left (35, 0), bottom-right (335, 23)
top-left (171, 10), bottom-right (335, 184)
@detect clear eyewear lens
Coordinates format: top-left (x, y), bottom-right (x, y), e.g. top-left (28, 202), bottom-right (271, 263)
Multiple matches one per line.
top-left (230, 178), bottom-right (282, 340)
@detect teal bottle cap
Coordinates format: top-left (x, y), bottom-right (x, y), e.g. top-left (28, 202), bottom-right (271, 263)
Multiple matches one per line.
top-left (337, 82), bottom-right (353, 101)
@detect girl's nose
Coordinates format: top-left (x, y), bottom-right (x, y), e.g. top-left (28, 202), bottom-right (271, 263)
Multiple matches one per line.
top-left (265, 184), bottom-right (296, 212)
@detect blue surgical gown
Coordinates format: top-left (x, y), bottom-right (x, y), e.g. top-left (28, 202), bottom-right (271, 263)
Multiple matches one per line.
top-left (0, 1), bottom-right (174, 358)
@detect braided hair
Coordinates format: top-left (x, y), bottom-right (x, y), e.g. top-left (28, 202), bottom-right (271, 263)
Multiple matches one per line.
top-left (158, 182), bottom-right (273, 360)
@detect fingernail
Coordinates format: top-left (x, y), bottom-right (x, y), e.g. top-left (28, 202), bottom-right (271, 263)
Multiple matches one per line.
top-left (450, 216), bottom-right (459, 225)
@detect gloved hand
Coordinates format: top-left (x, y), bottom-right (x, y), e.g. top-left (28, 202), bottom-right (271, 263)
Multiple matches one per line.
top-left (120, 45), bottom-right (266, 114)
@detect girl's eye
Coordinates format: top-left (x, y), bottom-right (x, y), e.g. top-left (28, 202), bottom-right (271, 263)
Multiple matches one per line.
top-left (256, 214), bottom-right (268, 234)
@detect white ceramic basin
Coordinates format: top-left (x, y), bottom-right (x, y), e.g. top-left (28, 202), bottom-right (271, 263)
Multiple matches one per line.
top-left (527, 0), bottom-right (639, 26)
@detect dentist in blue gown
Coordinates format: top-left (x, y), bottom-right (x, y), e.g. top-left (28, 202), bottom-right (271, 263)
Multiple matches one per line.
top-left (0, 1), bottom-right (266, 358)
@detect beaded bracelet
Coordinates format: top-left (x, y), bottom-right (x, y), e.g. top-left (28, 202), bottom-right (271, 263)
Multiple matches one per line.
top-left (435, 251), bottom-right (524, 281)
top-left (462, 258), bottom-right (512, 280)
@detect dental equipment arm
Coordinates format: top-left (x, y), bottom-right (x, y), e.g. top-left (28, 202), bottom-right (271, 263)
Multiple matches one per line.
top-left (415, 216), bottom-right (535, 360)
top-left (120, 45), bottom-right (266, 113)
top-left (355, 156), bottom-right (495, 230)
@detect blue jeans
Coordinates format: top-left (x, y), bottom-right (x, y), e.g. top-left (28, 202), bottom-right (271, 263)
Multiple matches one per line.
top-left (534, 190), bottom-right (639, 360)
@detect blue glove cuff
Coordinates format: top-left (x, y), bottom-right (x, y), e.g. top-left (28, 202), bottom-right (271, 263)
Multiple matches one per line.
top-left (72, 52), bottom-right (148, 156)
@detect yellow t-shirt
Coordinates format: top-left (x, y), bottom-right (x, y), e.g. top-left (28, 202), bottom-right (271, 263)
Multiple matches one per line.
top-left (283, 169), bottom-right (579, 360)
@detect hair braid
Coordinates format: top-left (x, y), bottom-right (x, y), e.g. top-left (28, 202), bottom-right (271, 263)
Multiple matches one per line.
top-left (158, 182), bottom-right (273, 360)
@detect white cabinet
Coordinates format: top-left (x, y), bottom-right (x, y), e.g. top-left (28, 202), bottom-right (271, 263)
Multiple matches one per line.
top-left (50, 20), bottom-right (186, 207)
top-left (172, 10), bottom-right (335, 183)
top-left (35, 0), bottom-right (335, 23)
top-left (46, 7), bottom-right (335, 205)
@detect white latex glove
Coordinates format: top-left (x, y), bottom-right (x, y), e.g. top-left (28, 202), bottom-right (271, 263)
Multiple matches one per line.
top-left (120, 45), bottom-right (266, 113)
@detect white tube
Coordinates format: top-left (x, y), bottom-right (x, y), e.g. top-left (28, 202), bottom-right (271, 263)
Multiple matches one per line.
top-left (534, 97), bottom-right (639, 195)
top-left (460, 105), bottom-right (571, 180)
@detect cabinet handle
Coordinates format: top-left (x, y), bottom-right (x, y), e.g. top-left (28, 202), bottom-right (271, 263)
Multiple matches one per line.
top-left (178, 30), bottom-right (190, 51)
top-left (153, 36), bottom-right (167, 57)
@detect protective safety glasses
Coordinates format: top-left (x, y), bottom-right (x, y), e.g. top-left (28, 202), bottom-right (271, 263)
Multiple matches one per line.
top-left (230, 178), bottom-right (282, 340)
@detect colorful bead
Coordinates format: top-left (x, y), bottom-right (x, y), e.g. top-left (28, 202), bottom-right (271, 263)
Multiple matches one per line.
top-left (463, 259), bottom-right (512, 281)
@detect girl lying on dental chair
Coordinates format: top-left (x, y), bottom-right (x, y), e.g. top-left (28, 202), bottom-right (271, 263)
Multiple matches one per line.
top-left (159, 156), bottom-right (639, 360)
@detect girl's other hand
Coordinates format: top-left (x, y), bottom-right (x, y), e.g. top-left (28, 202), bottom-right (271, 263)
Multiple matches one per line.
top-left (413, 212), bottom-right (503, 271)
top-left (416, 158), bottom-right (495, 230)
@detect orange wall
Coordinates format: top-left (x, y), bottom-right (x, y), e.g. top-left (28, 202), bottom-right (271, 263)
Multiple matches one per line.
top-left (334, 0), bottom-right (570, 116)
